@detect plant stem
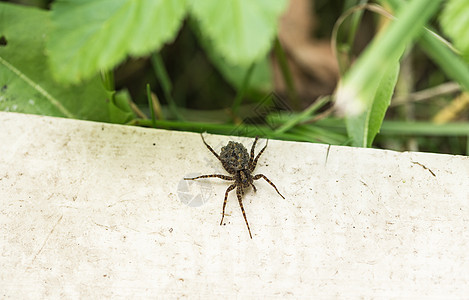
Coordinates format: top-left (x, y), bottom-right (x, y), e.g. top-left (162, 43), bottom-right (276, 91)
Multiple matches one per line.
top-left (274, 37), bottom-right (299, 110)
top-left (274, 96), bottom-right (330, 134)
top-left (231, 63), bottom-right (255, 116)
top-left (315, 118), bottom-right (469, 136)
top-left (151, 53), bottom-right (185, 121)
top-left (146, 84), bottom-right (157, 128)
top-left (127, 118), bottom-right (314, 142)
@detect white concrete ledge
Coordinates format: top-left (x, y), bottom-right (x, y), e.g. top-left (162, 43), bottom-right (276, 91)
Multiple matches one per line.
top-left (1, 112), bottom-right (468, 298)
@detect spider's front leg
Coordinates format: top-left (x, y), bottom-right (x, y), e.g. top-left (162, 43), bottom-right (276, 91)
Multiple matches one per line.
top-left (250, 139), bottom-right (268, 172)
top-left (184, 174), bottom-right (233, 181)
top-left (248, 136), bottom-right (259, 167)
top-left (200, 134), bottom-right (224, 164)
top-left (253, 174), bottom-right (285, 199)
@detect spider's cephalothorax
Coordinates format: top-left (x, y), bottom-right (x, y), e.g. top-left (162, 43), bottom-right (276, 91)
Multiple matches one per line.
top-left (184, 134), bottom-right (285, 239)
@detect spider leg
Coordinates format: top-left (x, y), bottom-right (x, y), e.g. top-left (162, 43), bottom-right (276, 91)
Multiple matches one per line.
top-left (200, 133), bottom-right (222, 162)
top-left (236, 186), bottom-right (253, 239)
top-left (250, 182), bottom-right (257, 193)
top-left (253, 174), bottom-right (285, 199)
top-left (184, 174), bottom-right (234, 180)
top-left (248, 136), bottom-right (259, 168)
top-left (220, 184), bottom-right (236, 225)
top-left (250, 139), bottom-right (268, 172)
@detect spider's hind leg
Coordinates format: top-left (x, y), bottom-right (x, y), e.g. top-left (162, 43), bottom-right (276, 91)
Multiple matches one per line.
top-left (220, 184), bottom-right (236, 225)
top-left (236, 186), bottom-right (253, 239)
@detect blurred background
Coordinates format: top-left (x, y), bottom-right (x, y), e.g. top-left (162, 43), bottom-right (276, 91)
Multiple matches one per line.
top-left (1, 0), bottom-right (468, 155)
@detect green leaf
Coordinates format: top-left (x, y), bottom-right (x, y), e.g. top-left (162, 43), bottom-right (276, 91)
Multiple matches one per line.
top-left (386, 0), bottom-right (469, 93)
top-left (208, 47), bottom-right (272, 93)
top-left (365, 63), bottom-right (400, 147)
top-left (190, 20), bottom-right (272, 93)
top-left (48, 0), bottom-right (187, 83)
top-left (440, 0), bottom-right (469, 61)
top-left (335, 0), bottom-right (443, 115)
top-left (189, 0), bottom-right (288, 66)
top-left (0, 3), bottom-right (132, 122)
top-left (345, 63), bottom-right (400, 148)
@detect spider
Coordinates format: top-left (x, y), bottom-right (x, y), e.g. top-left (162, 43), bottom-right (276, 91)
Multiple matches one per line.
top-left (184, 134), bottom-right (285, 239)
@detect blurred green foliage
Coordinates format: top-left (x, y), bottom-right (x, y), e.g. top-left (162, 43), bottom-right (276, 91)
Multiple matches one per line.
top-left (0, 0), bottom-right (468, 155)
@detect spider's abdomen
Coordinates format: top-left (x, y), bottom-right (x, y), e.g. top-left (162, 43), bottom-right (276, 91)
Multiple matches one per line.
top-left (220, 141), bottom-right (250, 171)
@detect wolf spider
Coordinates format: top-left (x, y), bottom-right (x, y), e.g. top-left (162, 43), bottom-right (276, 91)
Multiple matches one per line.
top-left (184, 134), bottom-right (284, 239)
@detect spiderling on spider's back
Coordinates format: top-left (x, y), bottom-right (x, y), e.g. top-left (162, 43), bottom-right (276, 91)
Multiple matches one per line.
top-left (184, 134), bottom-right (284, 239)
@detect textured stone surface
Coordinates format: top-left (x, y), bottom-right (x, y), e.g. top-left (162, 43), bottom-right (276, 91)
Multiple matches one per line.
top-left (1, 112), bottom-right (468, 298)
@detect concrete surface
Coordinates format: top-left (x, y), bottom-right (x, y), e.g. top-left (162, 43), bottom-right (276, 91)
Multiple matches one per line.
top-left (0, 111), bottom-right (468, 298)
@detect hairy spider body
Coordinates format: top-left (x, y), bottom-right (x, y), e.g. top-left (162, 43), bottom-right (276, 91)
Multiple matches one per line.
top-left (184, 134), bottom-right (285, 239)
